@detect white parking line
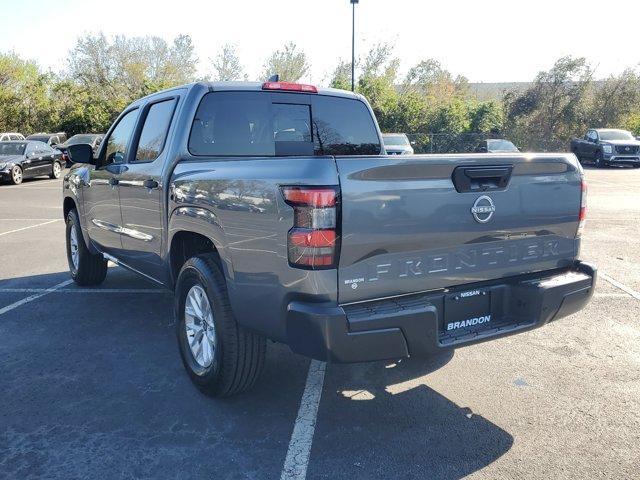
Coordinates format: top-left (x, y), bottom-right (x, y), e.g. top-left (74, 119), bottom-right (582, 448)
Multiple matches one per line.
top-left (594, 292), bottom-right (632, 298)
top-left (0, 279), bottom-right (73, 316)
top-left (0, 288), bottom-right (166, 294)
top-left (281, 360), bottom-right (326, 480)
top-left (600, 272), bottom-right (640, 301)
top-left (0, 219), bottom-right (60, 237)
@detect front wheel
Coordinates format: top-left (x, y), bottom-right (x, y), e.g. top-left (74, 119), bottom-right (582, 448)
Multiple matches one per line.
top-left (50, 161), bottom-right (62, 179)
top-left (10, 165), bottom-right (22, 185)
top-left (66, 209), bottom-right (108, 285)
top-left (594, 151), bottom-right (605, 168)
top-left (175, 254), bottom-right (266, 397)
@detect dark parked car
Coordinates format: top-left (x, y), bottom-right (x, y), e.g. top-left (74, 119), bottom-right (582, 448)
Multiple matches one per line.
top-left (0, 141), bottom-right (63, 185)
top-left (570, 129), bottom-right (640, 168)
top-left (474, 139), bottom-right (520, 153)
top-left (25, 132), bottom-right (67, 148)
top-left (63, 81), bottom-right (595, 397)
top-left (57, 134), bottom-right (103, 166)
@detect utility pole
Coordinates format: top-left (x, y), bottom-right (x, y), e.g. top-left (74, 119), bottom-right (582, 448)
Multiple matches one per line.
top-left (351, 0), bottom-right (359, 91)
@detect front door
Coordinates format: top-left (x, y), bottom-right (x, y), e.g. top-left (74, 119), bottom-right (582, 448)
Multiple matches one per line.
top-left (118, 97), bottom-right (178, 282)
top-left (83, 108), bottom-right (139, 254)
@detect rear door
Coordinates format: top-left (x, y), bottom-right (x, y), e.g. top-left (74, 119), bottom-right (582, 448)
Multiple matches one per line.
top-left (336, 154), bottom-right (583, 304)
top-left (117, 96), bottom-right (178, 280)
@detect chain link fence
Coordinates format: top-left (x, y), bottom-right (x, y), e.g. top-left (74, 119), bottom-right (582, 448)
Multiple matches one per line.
top-left (404, 133), bottom-right (512, 154)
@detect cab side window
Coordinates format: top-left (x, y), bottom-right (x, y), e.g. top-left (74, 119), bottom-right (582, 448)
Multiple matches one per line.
top-left (133, 99), bottom-right (176, 162)
top-left (104, 109), bottom-right (139, 166)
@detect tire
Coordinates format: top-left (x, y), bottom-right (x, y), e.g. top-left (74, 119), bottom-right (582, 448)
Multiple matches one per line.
top-left (9, 165), bottom-right (22, 185)
top-left (175, 254), bottom-right (266, 397)
top-left (65, 209), bottom-right (108, 286)
top-left (50, 161), bottom-right (62, 179)
top-left (595, 151), bottom-right (605, 168)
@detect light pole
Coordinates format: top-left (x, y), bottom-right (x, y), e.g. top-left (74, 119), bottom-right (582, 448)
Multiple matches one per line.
top-left (351, 0), bottom-right (359, 91)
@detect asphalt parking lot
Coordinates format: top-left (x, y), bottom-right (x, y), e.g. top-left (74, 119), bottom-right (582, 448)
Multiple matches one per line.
top-left (1, 166), bottom-right (639, 480)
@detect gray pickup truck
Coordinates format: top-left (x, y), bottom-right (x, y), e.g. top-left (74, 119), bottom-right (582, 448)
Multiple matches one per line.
top-left (63, 81), bottom-right (596, 397)
top-left (570, 128), bottom-right (640, 168)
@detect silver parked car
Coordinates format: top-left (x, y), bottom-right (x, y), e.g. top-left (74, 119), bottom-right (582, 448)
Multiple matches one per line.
top-left (382, 133), bottom-right (414, 155)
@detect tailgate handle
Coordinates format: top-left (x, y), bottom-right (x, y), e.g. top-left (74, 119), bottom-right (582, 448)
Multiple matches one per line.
top-left (452, 166), bottom-right (513, 193)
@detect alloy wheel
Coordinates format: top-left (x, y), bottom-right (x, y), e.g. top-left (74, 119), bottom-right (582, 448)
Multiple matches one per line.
top-left (184, 285), bottom-right (217, 368)
top-left (69, 224), bottom-right (80, 270)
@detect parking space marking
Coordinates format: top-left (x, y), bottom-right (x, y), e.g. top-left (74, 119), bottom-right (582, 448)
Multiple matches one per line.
top-left (281, 360), bottom-right (326, 480)
top-left (0, 288), bottom-right (166, 294)
top-left (0, 219), bottom-right (60, 237)
top-left (594, 292), bottom-right (633, 298)
top-left (600, 272), bottom-right (640, 301)
top-left (0, 279), bottom-right (73, 316)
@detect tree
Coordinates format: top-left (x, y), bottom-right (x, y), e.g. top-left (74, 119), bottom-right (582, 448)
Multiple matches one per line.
top-left (328, 60), bottom-right (352, 90)
top-left (211, 44), bottom-right (245, 81)
top-left (504, 56), bottom-right (592, 150)
top-left (67, 33), bottom-right (198, 103)
top-left (262, 42), bottom-right (309, 82)
top-left (470, 101), bottom-right (504, 134)
top-left (589, 68), bottom-right (640, 128)
top-left (0, 53), bottom-right (54, 133)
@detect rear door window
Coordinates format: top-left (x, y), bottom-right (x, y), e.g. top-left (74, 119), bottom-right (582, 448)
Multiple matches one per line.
top-left (133, 98), bottom-right (177, 162)
top-left (189, 91), bottom-right (381, 157)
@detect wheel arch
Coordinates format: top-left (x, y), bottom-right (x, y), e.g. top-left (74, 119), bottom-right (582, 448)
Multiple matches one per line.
top-left (168, 207), bottom-right (233, 289)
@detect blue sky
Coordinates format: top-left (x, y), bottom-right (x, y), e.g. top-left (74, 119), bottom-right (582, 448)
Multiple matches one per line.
top-left (1, 0), bottom-right (638, 83)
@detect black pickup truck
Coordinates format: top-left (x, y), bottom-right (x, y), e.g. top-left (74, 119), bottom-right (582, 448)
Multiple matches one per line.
top-left (570, 128), bottom-right (640, 168)
top-left (63, 81), bottom-right (596, 397)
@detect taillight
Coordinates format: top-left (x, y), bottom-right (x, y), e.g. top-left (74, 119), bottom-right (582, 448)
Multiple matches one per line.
top-left (262, 81), bottom-right (318, 93)
top-left (577, 179), bottom-right (587, 237)
top-left (282, 186), bottom-right (339, 269)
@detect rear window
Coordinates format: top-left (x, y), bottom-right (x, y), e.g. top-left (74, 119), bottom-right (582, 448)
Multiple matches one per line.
top-left (188, 91), bottom-right (381, 157)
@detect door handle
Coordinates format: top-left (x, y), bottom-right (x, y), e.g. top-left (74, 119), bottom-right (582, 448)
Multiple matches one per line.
top-left (109, 177), bottom-right (119, 186)
top-left (143, 179), bottom-right (159, 189)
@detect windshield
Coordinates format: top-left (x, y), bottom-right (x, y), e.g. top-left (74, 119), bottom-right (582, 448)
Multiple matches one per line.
top-left (598, 130), bottom-right (634, 141)
top-left (66, 135), bottom-right (97, 145)
top-left (382, 134), bottom-right (410, 146)
top-left (0, 142), bottom-right (26, 156)
top-left (487, 139), bottom-right (519, 152)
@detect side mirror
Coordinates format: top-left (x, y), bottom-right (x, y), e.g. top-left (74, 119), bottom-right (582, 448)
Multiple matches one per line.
top-left (67, 143), bottom-right (96, 165)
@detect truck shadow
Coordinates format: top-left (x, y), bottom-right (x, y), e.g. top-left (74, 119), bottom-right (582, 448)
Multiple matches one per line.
top-left (0, 270), bottom-right (512, 479)
top-left (308, 355), bottom-right (514, 480)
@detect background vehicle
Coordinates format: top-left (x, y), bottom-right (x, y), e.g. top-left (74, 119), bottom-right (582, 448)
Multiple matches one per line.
top-left (0, 140), bottom-right (63, 184)
top-left (57, 134), bottom-right (103, 166)
top-left (0, 133), bottom-right (25, 141)
top-left (26, 132), bottom-right (67, 148)
top-left (474, 138), bottom-right (520, 153)
top-left (63, 81), bottom-right (595, 397)
top-left (570, 128), bottom-right (640, 168)
top-left (382, 133), bottom-right (414, 155)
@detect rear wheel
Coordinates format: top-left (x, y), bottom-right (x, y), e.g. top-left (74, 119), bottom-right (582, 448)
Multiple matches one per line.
top-left (50, 161), bottom-right (62, 179)
top-left (66, 209), bottom-right (108, 285)
top-left (10, 165), bottom-right (22, 185)
top-left (175, 254), bottom-right (266, 397)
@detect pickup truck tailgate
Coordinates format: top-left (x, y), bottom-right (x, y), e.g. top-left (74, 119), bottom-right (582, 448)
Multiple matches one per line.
top-left (336, 154), bottom-right (582, 304)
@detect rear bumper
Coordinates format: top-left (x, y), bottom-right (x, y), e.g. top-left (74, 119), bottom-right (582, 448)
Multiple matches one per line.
top-left (286, 261), bottom-right (596, 363)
